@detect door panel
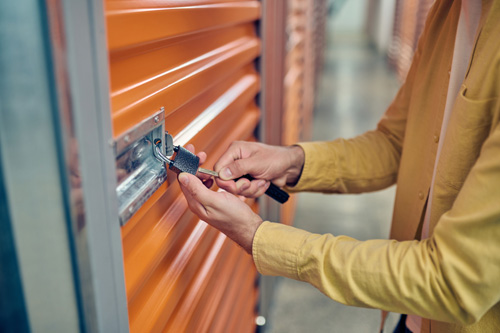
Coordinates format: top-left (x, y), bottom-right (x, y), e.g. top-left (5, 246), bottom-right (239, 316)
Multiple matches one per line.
top-left (105, 1), bottom-right (261, 331)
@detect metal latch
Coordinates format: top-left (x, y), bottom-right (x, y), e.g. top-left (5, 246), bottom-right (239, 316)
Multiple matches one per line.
top-left (114, 108), bottom-right (166, 225)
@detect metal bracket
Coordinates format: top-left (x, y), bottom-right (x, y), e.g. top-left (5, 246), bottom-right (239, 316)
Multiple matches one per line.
top-left (114, 108), bottom-right (166, 225)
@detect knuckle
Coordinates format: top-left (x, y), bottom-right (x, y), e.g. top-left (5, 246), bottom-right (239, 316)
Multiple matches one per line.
top-left (233, 159), bottom-right (245, 173)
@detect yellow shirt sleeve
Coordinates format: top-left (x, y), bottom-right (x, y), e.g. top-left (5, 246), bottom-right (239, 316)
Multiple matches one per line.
top-left (253, 123), bottom-right (500, 325)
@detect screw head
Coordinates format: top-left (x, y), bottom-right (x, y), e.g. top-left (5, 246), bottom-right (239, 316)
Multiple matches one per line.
top-left (124, 135), bottom-right (130, 143)
top-left (154, 116), bottom-right (160, 123)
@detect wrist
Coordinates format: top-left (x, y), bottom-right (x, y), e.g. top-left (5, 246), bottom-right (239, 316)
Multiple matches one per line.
top-left (246, 215), bottom-right (263, 254)
top-left (285, 145), bottom-right (305, 186)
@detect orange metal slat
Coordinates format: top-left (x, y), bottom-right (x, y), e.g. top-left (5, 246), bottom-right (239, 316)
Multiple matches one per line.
top-left (128, 221), bottom-right (219, 332)
top-left (184, 249), bottom-right (249, 332)
top-left (109, 24), bottom-right (256, 91)
top-left (226, 256), bottom-right (258, 332)
top-left (163, 234), bottom-right (233, 332)
top-left (177, 90), bottom-right (260, 150)
top-left (225, 203), bottom-right (260, 333)
top-left (106, 2), bottom-right (260, 51)
top-left (110, 33), bottom-right (259, 116)
top-left (163, 65), bottom-right (259, 138)
top-left (123, 198), bottom-right (194, 301)
top-left (243, 288), bottom-right (260, 332)
top-left (107, 0), bottom-right (253, 11)
top-left (188, 107), bottom-right (260, 171)
top-left (111, 38), bottom-right (260, 136)
top-left (281, 195), bottom-right (298, 225)
top-left (157, 232), bottom-right (229, 332)
top-left (230, 284), bottom-right (259, 333)
top-left (226, 288), bottom-right (257, 332)
top-left (209, 252), bottom-right (256, 332)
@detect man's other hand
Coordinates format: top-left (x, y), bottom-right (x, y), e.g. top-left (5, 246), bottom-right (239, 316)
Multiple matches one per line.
top-left (178, 172), bottom-right (263, 253)
top-left (214, 141), bottom-right (305, 198)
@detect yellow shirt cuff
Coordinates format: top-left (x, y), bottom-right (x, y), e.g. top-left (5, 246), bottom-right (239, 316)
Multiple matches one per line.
top-left (284, 142), bottom-right (341, 193)
top-left (252, 221), bottom-right (310, 280)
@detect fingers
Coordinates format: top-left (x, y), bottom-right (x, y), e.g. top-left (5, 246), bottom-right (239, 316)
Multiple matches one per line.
top-left (214, 141), bottom-right (260, 180)
top-left (214, 141), bottom-right (245, 177)
top-left (178, 173), bottom-right (214, 217)
top-left (215, 178), bottom-right (240, 194)
top-left (179, 173), bottom-right (211, 201)
top-left (214, 141), bottom-right (268, 181)
top-left (215, 177), bottom-right (270, 198)
top-left (238, 179), bottom-right (270, 198)
top-left (182, 143), bottom-right (267, 197)
top-left (185, 143), bottom-right (195, 154)
top-left (217, 157), bottom-right (262, 181)
top-left (197, 151), bottom-right (207, 165)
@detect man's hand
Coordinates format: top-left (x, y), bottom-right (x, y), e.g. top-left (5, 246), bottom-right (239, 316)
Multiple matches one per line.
top-left (214, 141), bottom-right (305, 198)
top-left (178, 172), bottom-right (263, 253)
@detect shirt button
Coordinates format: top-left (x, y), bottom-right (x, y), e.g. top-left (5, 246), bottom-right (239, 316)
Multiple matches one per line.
top-left (418, 191), bottom-right (424, 200)
top-left (434, 134), bottom-right (440, 143)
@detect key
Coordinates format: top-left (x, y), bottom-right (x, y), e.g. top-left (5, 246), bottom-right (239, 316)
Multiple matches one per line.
top-left (198, 168), bottom-right (219, 177)
top-left (198, 168), bottom-right (289, 204)
top-left (153, 140), bottom-right (289, 204)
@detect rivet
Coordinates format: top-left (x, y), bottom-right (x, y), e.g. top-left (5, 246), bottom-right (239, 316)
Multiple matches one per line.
top-left (128, 206), bottom-right (134, 213)
top-left (124, 135), bottom-right (130, 143)
top-left (154, 116), bottom-right (160, 123)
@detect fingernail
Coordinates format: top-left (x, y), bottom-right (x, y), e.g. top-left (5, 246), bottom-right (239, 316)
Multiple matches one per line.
top-left (258, 180), bottom-right (266, 188)
top-left (222, 168), bottom-right (232, 179)
top-left (179, 173), bottom-right (189, 185)
top-left (240, 182), bottom-right (250, 191)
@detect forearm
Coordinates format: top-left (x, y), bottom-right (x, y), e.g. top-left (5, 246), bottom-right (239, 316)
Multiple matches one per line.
top-left (252, 221), bottom-right (495, 325)
top-left (287, 129), bottom-right (402, 194)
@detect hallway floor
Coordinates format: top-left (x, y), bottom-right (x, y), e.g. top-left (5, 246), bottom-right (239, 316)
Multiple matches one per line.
top-left (266, 28), bottom-right (402, 333)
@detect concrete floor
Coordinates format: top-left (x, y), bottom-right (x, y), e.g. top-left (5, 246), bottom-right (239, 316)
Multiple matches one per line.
top-left (266, 22), bottom-right (403, 333)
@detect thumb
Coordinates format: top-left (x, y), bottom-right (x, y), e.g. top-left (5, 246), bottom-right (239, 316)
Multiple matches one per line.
top-left (219, 158), bottom-right (259, 181)
top-left (178, 173), bottom-right (213, 204)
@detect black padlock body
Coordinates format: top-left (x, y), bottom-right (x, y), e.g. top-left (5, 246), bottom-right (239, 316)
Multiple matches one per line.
top-left (169, 146), bottom-right (200, 175)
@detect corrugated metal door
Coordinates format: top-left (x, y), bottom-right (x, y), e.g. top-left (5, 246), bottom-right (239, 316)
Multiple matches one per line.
top-left (105, 1), bottom-right (261, 331)
top-left (389, 0), bottom-right (435, 80)
top-left (281, 0), bottom-right (326, 225)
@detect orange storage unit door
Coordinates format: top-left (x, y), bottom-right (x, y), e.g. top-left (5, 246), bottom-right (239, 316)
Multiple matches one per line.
top-left (105, 1), bottom-right (261, 331)
top-left (389, 0), bottom-right (435, 80)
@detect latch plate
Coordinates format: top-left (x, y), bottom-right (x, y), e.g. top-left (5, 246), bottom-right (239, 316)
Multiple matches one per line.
top-left (114, 108), bottom-right (166, 225)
